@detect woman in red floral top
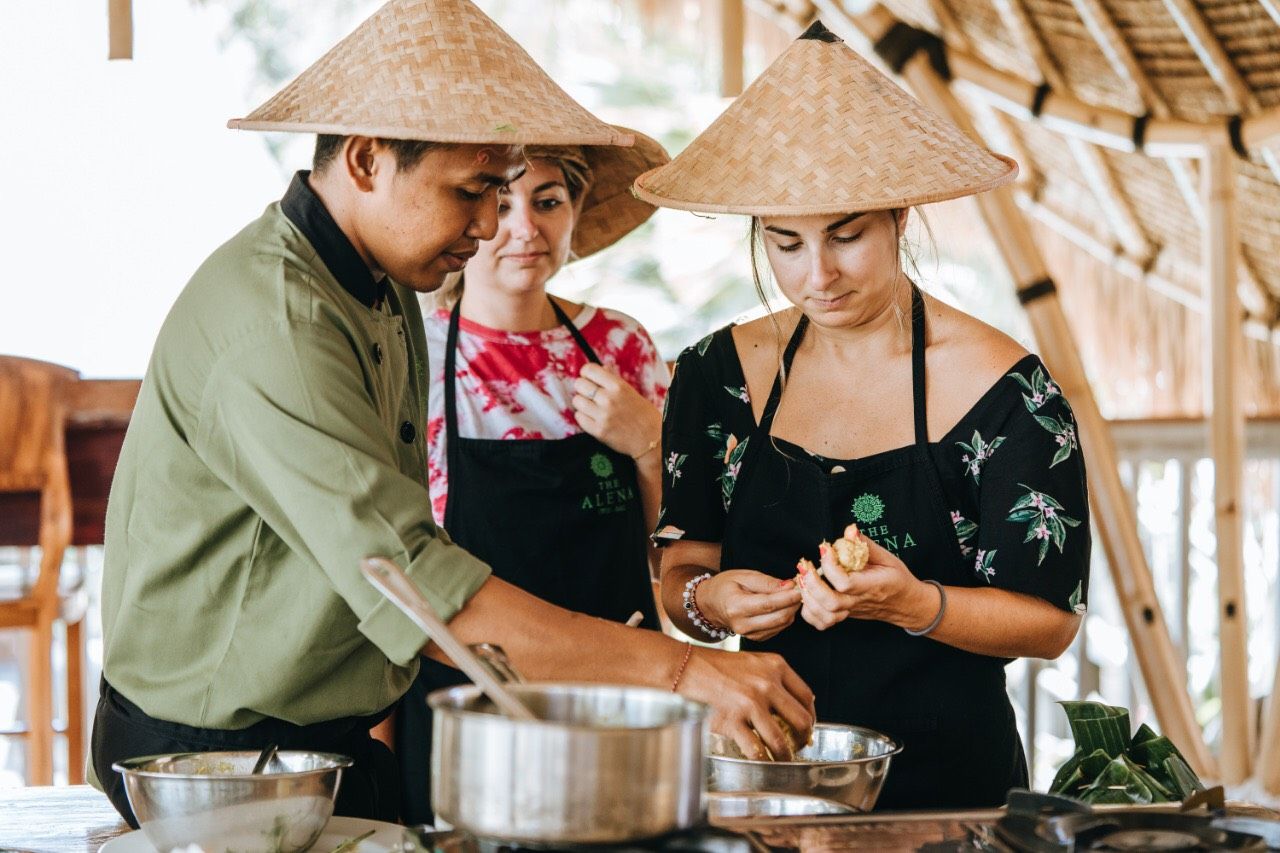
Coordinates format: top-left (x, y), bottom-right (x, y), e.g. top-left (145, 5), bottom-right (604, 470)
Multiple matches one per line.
top-left (398, 131), bottom-right (673, 823)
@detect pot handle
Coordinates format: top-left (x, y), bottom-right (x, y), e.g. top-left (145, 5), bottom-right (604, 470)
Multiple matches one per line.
top-left (468, 642), bottom-right (525, 684)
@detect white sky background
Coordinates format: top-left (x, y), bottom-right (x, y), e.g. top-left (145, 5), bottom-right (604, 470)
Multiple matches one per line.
top-left (0, 1), bottom-right (383, 377)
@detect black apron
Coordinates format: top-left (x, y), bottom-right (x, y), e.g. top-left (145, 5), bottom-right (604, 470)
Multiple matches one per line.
top-left (396, 298), bottom-right (657, 823)
top-left (724, 288), bottom-right (1027, 810)
top-left (91, 678), bottom-right (399, 828)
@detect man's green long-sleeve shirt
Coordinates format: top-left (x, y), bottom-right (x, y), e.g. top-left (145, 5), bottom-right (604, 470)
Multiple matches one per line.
top-left (100, 175), bottom-right (491, 730)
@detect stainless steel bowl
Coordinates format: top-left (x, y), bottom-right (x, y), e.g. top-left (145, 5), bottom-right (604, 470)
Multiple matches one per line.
top-left (707, 791), bottom-right (857, 820)
top-left (706, 723), bottom-right (900, 812)
top-left (430, 682), bottom-right (707, 846)
top-left (112, 750), bottom-right (352, 852)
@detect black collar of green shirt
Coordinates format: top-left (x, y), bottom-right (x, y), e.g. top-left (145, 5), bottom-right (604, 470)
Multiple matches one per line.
top-left (282, 171), bottom-right (388, 310)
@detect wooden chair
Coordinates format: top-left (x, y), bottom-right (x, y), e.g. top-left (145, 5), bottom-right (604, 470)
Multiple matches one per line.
top-left (0, 356), bottom-right (83, 785)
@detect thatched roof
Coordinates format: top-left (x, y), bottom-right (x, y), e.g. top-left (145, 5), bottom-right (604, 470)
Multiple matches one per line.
top-left (657, 0), bottom-right (1280, 417)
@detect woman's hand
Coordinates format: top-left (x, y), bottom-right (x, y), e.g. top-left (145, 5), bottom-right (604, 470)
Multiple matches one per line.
top-left (699, 569), bottom-right (802, 642)
top-left (678, 644), bottom-right (815, 761)
top-left (797, 536), bottom-right (941, 631)
top-left (571, 363), bottom-right (661, 460)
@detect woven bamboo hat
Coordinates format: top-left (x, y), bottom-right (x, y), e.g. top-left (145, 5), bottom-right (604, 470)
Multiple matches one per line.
top-left (632, 21), bottom-right (1017, 216)
top-left (543, 129), bottom-right (669, 259)
top-left (228, 0), bottom-right (629, 147)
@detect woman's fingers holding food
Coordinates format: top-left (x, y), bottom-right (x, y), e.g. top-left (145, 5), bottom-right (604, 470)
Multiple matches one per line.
top-left (737, 604), bottom-right (801, 641)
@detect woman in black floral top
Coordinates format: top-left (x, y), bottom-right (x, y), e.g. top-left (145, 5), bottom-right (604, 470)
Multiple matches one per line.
top-left (632, 21), bottom-right (1089, 809)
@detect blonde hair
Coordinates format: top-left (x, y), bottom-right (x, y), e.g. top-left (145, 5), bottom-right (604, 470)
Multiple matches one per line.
top-left (432, 147), bottom-right (594, 310)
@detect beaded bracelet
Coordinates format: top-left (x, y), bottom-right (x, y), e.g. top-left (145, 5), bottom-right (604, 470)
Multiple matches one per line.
top-left (683, 572), bottom-right (734, 641)
top-left (904, 579), bottom-right (947, 637)
top-left (670, 642), bottom-right (694, 692)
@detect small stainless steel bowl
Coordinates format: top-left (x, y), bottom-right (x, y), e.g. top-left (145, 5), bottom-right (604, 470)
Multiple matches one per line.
top-left (707, 791), bottom-right (858, 820)
top-left (112, 750), bottom-right (352, 852)
top-left (706, 723), bottom-right (900, 812)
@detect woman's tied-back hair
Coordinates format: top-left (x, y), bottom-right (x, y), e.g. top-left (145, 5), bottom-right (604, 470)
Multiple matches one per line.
top-left (431, 147), bottom-right (595, 310)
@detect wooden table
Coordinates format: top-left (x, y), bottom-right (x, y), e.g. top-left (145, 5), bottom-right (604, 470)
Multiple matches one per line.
top-left (0, 785), bottom-right (127, 852)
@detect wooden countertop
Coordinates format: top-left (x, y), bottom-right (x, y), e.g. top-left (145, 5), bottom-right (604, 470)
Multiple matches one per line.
top-left (0, 785), bottom-right (128, 852)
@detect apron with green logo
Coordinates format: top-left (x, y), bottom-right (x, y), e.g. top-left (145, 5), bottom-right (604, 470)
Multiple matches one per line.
top-left (724, 287), bottom-right (1027, 810)
top-left (396, 297), bottom-right (656, 822)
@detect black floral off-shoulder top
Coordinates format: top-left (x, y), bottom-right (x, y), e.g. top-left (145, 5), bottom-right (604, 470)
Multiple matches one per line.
top-left (656, 325), bottom-right (1091, 614)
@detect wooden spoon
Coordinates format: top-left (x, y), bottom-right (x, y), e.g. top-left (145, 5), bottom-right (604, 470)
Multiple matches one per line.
top-left (360, 557), bottom-right (536, 721)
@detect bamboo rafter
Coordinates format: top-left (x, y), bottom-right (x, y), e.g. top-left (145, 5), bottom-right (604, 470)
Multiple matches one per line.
top-left (1260, 0), bottom-right (1280, 30)
top-left (721, 0), bottom-right (746, 96)
top-left (1159, 0), bottom-right (1256, 115)
top-left (1054, 0), bottom-right (1279, 320)
top-left (790, 8), bottom-right (1280, 156)
top-left (108, 0), bottom-right (132, 60)
top-left (990, 0), bottom-right (1157, 268)
top-left (1020, 193), bottom-right (1280, 346)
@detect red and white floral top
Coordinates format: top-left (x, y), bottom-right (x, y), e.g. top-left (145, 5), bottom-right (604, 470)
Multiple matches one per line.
top-left (424, 304), bottom-right (670, 524)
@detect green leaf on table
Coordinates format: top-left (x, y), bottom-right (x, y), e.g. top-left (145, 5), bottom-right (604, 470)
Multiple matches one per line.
top-left (1164, 755), bottom-right (1206, 799)
top-left (1060, 701), bottom-right (1131, 758)
top-left (1079, 757), bottom-right (1155, 805)
top-left (1049, 750), bottom-right (1085, 794)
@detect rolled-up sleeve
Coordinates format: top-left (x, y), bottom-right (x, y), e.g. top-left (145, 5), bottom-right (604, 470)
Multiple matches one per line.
top-left (194, 322), bottom-right (491, 666)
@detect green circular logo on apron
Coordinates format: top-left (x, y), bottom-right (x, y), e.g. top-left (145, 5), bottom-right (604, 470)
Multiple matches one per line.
top-left (852, 493), bottom-right (885, 524)
top-left (590, 453), bottom-right (614, 479)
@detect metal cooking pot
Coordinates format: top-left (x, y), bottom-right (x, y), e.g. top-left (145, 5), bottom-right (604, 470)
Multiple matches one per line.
top-left (429, 681), bottom-right (708, 846)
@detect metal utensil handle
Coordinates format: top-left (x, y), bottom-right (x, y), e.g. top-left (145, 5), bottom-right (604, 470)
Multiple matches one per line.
top-left (360, 557), bottom-right (537, 721)
top-left (469, 643), bottom-right (525, 684)
top-left (250, 742), bottom-right (278, 775)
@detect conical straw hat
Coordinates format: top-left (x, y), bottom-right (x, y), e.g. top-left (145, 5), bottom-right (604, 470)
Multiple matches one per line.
top-left (569, 129), bottom-right (670, 258)
top-left (632, 21), bottom-right (1016, 216)
top-left (228, 0), bottom-right (629, 147)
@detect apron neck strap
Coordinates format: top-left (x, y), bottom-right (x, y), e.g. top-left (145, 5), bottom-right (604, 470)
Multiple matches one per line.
top-left (547, 297), bottom-right (602, 365)
top-left (756, 285), bottom-right (929, 447)
top-left (758, 315), bottom-right (809, 433)
top-left (910, 285), bottom-right (928, 446)
top-left (444, 300), bottom-right (464, 444)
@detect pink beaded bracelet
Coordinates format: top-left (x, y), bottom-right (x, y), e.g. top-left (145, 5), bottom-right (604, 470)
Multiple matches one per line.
top-left (682, 572), bottom-right (733, 641)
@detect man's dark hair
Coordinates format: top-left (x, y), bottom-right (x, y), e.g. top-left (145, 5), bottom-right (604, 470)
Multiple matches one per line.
top-left (312, 135), bottom-right (449, 174)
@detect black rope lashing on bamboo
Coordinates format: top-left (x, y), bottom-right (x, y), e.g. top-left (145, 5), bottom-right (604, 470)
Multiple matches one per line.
top-left (1017, 277), bottom-right (1057, 305)
top-left (1227, 115), bottom-right (1250, 160)
top-left (872, 22), bottom-right (951, 81)
top-left (1131, 112), bottom-right (1151, 153)
top-left (1030, 83), bottom-right (1052, 118)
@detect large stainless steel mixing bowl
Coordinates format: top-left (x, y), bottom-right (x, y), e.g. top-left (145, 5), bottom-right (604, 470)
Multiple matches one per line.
top-left (707, 723), bottom-right (900, 812)
top-left (112, 750), bottom-right (351, 852)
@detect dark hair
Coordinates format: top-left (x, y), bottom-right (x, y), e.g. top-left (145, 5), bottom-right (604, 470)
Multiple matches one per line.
top-left (312, 134), bottom-right (450, 174)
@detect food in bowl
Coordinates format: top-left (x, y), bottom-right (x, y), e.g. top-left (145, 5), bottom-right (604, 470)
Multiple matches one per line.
top-left (707, 723), bottom-right (900, 812)
top-left (112, 751), bottom-right (352, 853)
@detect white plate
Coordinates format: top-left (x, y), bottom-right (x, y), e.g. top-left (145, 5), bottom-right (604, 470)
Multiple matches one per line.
top-left (99, 816), bottom-right (404, 853)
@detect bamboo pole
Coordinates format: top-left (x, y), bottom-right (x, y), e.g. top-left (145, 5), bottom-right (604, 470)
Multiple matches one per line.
top-left (721, 0), bottom-right (746, 97)
top-left (1202, 142), bottom-right (1251, 784)
top-left (108, 0), bottom-right (132, 60)
top-left (819, 0), bottom-right (1219, 777)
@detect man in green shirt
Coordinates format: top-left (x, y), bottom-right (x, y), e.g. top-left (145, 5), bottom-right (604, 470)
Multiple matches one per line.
top-left (92, 0), bottom-right (814, 826)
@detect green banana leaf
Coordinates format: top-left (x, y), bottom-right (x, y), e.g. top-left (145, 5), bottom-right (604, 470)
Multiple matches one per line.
top-left (1078, 757), bottom-right (1155, 804)
top-left (1163, 755), bottom-right (1206, 799)
top-left (1048, 701), bottom-right (1204, 805)
top-left (1060, 701), bottom-right (1131, 759)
